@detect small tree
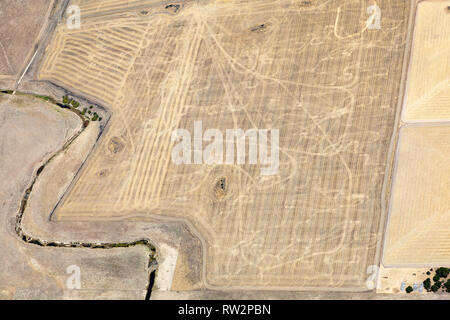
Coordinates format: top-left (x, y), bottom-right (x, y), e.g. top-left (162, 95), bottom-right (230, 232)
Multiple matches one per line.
top-left (436, 267), bottom-right (449, 278)
top-left (405, 286), bottom-right (413, 294)
top-left (431, 281), bottom-right (442, 292)
top-left (444, 280), bottom-right (450, 292)
top-left (423, 278), bottom-right (431, 291)
top-left (71, 100), bottom-right (80, 108)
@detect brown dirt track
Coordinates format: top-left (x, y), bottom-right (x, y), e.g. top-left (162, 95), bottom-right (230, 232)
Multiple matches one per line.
top-left (35, 0), bottom-right (416, 291)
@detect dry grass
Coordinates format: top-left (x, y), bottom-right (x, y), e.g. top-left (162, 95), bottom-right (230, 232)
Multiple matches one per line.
top-left (39, 0), bottom-right (411, 289)
top-left (383, 125), bottom-right (450, 266)
top-left (0, 0), bottom-right (52, 78)
top-left (383, 1), bottom-right (450, 270)
top-left (402, 0), bottom-right (450, 122)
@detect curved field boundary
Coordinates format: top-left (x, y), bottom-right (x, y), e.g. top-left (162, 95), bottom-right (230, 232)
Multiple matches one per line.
top-left (1, 90), bottom-right (157, 300)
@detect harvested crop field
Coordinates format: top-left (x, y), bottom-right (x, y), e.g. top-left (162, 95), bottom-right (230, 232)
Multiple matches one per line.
top-left (38, 0), bottom-right (413, 290)
top-left (401, 0), bottom-right (450, 122)
top-left (383, 125), bottom-right (450, 266)
top-left (382, 1), bottom-right (450, 269)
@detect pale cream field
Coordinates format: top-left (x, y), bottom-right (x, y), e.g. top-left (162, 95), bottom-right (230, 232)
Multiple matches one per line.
top-left (382, 1), bottom-right (450, 270)
top-left (39, 0), bottom-right (413, 290)
top-left (401, 0), bottom-right (450, 122)
top-left (383, 125), bottom-right (450, 265)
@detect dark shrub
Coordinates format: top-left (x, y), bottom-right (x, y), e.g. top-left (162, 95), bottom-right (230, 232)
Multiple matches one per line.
top-left (444, 280), bottom-right (450, 291)
top-left (423, 278), bottom-right (431, 291)
top-left (436, 267), bottom-right (449, 278)
top-left (431, 284), bottom-right (439, 292)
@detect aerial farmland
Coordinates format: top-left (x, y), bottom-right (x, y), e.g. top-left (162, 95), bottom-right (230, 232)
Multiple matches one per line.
top-left (0, 0), bottom-right (449, 302)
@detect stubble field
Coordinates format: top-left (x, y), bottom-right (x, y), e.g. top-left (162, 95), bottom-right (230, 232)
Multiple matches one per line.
top-left (401, 0), bottom-right (450, 122)
top-left (383, 0), bottom-right (450, 270)
top-left (383, 125), bottom-right (450, 266)
top-left (38, 0), bottom-right (412, 290)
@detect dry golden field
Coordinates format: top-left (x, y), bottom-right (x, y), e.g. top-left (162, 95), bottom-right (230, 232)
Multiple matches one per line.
top-left (383, 125), bottom-right (450, 266)
top-left (401, 0), bottom-right (450, 122)
top-left (39, 0), bottom-right (413, 289)
top-left (382, 1), bottom-right (450, 269)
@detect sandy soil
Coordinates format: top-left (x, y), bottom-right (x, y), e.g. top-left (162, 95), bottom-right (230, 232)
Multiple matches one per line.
top-left (0, 93), bottom-right (149, 299)
top-left (0, 0), bottom-right (53, 79)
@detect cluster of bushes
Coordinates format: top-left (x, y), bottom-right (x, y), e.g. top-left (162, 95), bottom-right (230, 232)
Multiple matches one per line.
top-left (62, 95), bottom-right (80, 108)
top-left (80, 106), bottom-right (102, 121)
top-left (422, 267), bottom-right (450, 293)
top-left (63, 97), bottom-right (102, 122)
top-left (71, 100), bottom-right (80, 108)
top-left (62, 95), bottom-right (79, 107)
top-left (91, 112), bottom-right (100, 121)
top-left (404, 267), bottom-right (450, 294)
top-left (62, 95), bottom-right (71, 104)
top-left (1, 92), bottom-right (103, 122)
